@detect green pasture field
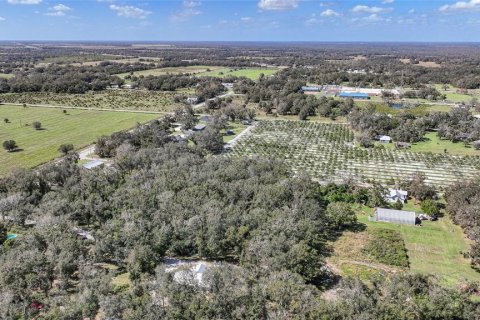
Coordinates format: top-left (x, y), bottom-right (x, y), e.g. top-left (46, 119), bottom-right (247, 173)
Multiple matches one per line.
top-left (410, 132), bottom-right (479, 156)
top-left (200, 67), bottom-right (278, 80)
top-left (0, 105), bottom-right (159, 175)
top-left (374, 132), bottom-right (479, 156)
top-left (0, 90), bottom-right (180, 112)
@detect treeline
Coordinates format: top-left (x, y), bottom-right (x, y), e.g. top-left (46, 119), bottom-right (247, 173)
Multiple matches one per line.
top-left (446, 180), bottom-right (480, 270)
top-left (234, 75), bottom-right (354, 120)
top-left (135, 75), bottom-right (225, 102)
top-left (349, 105), bottom-right (480, 146)
top-left (0, 65), bottom-right (125, 94)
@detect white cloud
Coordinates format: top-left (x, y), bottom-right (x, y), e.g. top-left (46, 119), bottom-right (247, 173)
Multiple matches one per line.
top-left (408, 9), bottom-right (416, 14)
top-left (0, 16), bottom-right (5, 21)
top-left (382, 0), bottom-right (394, 3)
top-left (52, 4), bottom-right (71, 12)
top-left (110, 4), bottom-right (151, 19)
top-left (258, 0), bottom-right (298, 11)
top-left (321, 9), bottom-right (340, 17)
top-left (171, 0), bottom-right (201, 21)
top-left (351, 13), bottom-right (392, 24)
top-left (45, 3), bottom-right (71, 17)
top-left (352, 5), bottom-right (393, 14)
top-left (7, 0), bottom-right (41, 4)
top-left (240, 16), bottom-right (252, 22)
top-left (439, 0), bottom-right (480, 12)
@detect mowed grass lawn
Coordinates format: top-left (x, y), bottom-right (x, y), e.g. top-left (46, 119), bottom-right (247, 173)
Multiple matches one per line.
top-left (200, 68), bottom-right (278, 80)
top-left (0, 73), bottom-right (14, 79)
top-left (0, 105), bottom-right (159, 175)
top-left (356, 208), bottom-right (480, 287)
top-left (411, 132), bottom-right (479, 156)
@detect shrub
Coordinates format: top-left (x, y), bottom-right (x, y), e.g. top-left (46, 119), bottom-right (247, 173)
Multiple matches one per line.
top-left (32, 121), bottom-right (42, 130)
top-left (2, 140), bottom-right (18, 152)
top-left (363, 228), bottom-right (409, 268)
top-left (58, 143), bottom-right (74, 155)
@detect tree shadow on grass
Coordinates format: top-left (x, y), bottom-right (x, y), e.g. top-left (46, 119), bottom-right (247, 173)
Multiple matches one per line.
top-left (8, 148), bottom-right (24, 153)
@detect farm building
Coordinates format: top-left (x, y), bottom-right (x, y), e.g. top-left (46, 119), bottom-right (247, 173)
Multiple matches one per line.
top-left (341, 87), bottom-right (400, 97)
top-left (385, 189), bottom-right (408, 203)
top-left (372, 208), bottom-right (416, 225)
top-left (301, 86), bottom-right (320, 92)
top-left (379, 135), bottom-right (392, 143)
top-left (339, 92), bottom-right (370, 99)
top-left (83, 160), bottom-right (105, 170)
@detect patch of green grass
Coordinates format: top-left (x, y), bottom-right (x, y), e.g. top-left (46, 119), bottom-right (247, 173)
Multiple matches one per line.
top-left (221, 121), bottom-right (248, 143)
top-left (112, 272), bottom-right (131, 289)
top-left (0, 73), bottom-right (14, 79)
top-left (411, 132), bottom-right (479, 156)
top-left (0, 105), bottom-right (159, 175)
top-left (201, 68), bottom-right (278, 80)
top-left (357, 208), bottom-right (480, 287)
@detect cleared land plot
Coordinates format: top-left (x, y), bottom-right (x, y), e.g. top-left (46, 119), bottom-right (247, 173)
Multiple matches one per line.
top-left (200, 68), bottom-right (278, 80)
top-left (0, 91), bottom-right (180, 112)
top-left (227, 120), bottom-right (480, 187)
top-left (357, 209), bottom-right (479, 287)
top-left (116, 65), bottom-right (223, 79)
top-left (0, 105), bottom-right (159, 175)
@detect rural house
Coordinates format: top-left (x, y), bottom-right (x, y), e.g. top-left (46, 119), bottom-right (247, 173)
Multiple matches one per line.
top-left (385, 189), bottom-right (408, 203)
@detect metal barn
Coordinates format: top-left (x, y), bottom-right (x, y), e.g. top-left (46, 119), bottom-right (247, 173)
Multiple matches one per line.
top-left (373, 208), bottom-right (416, 225)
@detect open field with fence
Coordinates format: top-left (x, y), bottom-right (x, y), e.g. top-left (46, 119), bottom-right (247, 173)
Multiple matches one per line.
top-left (0, 104), bottom-right (159, 175)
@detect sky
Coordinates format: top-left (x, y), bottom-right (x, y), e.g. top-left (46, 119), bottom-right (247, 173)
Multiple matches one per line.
top-left (0, 0), bottom-right (479, 42)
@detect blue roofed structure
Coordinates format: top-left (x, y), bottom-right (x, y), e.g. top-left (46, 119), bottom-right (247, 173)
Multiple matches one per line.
top-left (339, 92), bottom-right (370, 99)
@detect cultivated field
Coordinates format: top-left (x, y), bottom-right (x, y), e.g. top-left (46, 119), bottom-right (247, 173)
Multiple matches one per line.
top-left (0, 105), bottom-right (159, 175)
top-left (0, 90), bottom-right (180, 112)
top-left (227, 120), bottom-right (480, 188)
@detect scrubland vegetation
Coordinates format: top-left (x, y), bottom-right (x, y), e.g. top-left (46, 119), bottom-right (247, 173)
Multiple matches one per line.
top-left (1, 42), bottom-right (480, 319)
